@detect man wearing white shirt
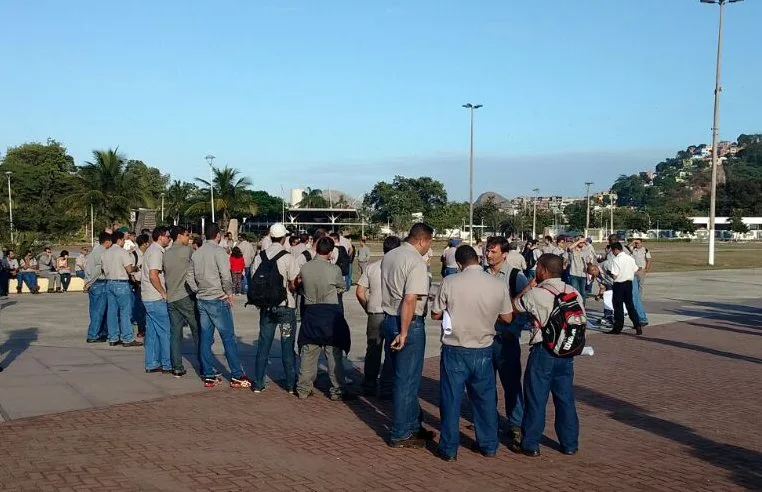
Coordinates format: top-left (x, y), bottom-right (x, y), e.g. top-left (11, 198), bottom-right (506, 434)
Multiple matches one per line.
top-left (606, 242), bottom-right (643, 335)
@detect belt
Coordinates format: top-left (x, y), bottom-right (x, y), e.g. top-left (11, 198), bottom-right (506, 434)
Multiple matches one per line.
top-left (107, 279), bottom-right (130, 283)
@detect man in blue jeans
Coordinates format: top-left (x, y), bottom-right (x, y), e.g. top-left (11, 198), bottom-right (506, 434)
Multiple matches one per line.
top-left (483, 236), bottom-right (529, 447)
top-left (380, 223), bottom-right (435, 449)
top-left (141, 227), bottom-right (172, 372)
top-left (511, 253), bottom-right (582, 457)
top-left (251, 223), bottom-right (299, 394)
top-left (187, 224), bottom-right (251, 389)
top-left (431, 245), bottom-right (513, 461)
top-left (102, 231), bottom-right (143, 347)
top-left (85, 232), bottom-right (112, 343)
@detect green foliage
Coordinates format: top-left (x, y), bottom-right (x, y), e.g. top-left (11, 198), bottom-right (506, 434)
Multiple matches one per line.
top-left (364, 176), bottom-right (448, 230)
top-left (189, 166), bottom-right (257, 229)
top-left (299, 188), bottom-right (329, 208)
top-left (473, 197), bottom-right (508, 234)
top-left (249, 190), bottom-right (284, 220)
top-left (729, 210), bottom-right (749, 234)
top-left (426, 202), bottom-right (469, 233)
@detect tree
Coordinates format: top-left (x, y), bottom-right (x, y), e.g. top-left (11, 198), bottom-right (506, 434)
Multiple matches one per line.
top-left (473, 197), bottom-right (508, 235)
top-left (164, 180), bottom-right (198, 225)
top-left (426, 202), bottom-right (469, 234)
top-left (563, 201), bottom-right (588, 232)
top-left (364, 176), bottom-right (448, 230)
top-left (249, 190), bottom-right (285, 220)
top-left (125, 160), bottom-right (169, 208)
top-left (64, 148), bottom-right (148, 230)
top-left (189, 166), bottom-right (257, 230)
top-left (299, 187), bottom-right (329, 208)
top-left (611, 174), bottom-right (648, 207)
top-left (729, 210), bottom-right (749, 235)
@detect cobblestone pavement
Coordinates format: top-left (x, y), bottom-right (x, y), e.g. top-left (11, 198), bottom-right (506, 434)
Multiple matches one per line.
top-left (1, 305), bottom-right (761, 492)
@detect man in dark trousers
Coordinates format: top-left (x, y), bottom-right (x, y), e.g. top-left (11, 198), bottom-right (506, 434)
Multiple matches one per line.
top-left (606, 242), bottom-right (643, 335)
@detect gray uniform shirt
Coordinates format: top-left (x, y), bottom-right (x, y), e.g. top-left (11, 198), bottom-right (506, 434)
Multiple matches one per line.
top-left (381, 242), bottom-right (429, 316)
top-left (357, 259), bottom-right (382, 314)
top-left (163, 243), bottom-right (193, 303)
top-left (85, 244), bottom-right (108, 283)
top-left (237, 240), bottom-right (257, 268)
top-left (432, 265), bottom-right (512, 349)
top-left (102, 246), bottom-right (133, 281)
top-left (141, 242), bottom-right (166, 301)
top-left (357, 246), bottom-right (371, 263)
top-left (568, 247), bottom-right (596, 277)
top-left (300, 257), bottom-right (345, 305)
top-left (187, 241), bottom-right (232, 300)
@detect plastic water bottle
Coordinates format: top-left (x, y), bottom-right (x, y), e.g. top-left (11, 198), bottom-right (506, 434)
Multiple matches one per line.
top-left (581, 346), bottom-right (594, 356)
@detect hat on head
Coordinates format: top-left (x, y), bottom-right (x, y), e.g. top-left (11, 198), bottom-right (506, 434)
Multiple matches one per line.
top-left (118, 226), bottom-right (130, 233)
top-left (270, 223), bottom-right (288, 238)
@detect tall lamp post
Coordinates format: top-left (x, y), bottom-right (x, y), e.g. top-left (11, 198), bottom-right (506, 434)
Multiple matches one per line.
top-left (462, 103), bottom-right (483, 245)
top-left (5, 172), bottom-right (13, 244)
top-left (701, 0), bottom-right (742, 265)
top-left (160, 192), bottom-right (165, 225)
top-left (532, 187), bottom-right (539, 239)
top-left (205, 155), bottom-right (216, 224)
top-left (584, 181), bottom-right (593, 236)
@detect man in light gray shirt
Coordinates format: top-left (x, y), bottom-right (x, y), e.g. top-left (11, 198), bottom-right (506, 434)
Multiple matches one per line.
top-left (163, 226), bottom-right (198, 377)
top-left (85, 232), bottom-right (112, 342)
top-left (187, 224), bottom-right (250, 389)
top-left (102, 231), bottom-right (142, 347)
top-left (356, 238), bottom-right (371, 276)
top-left (356, 235), bottom-right (400, 398)
top-left (37, 247), bottom-right (62, 293)
top-left (141, 226), bottom-right (172, 373)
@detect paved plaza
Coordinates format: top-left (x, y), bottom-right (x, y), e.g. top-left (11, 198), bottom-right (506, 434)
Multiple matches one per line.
top-left (0, 269), bottom-right (760, 490)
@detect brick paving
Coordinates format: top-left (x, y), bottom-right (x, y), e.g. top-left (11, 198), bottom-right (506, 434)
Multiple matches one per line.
top-left (1, 310), bottom-right (761, 491)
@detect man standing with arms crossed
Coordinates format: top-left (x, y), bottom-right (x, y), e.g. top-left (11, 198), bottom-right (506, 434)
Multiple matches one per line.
top-left (356, 235), bottom-right (400, 398)
top-left (187, 224), bottom-right (251, 388)
top-left (85, 232), bottom-right (112, 343)
top-left (381, 223), bottom-right (435, 448)
top-left (163, 226), bottom-right (199, 377)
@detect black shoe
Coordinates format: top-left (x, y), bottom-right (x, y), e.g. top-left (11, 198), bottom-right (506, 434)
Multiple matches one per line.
top-left (507, 441), bottom-right (540, 457)
top-left (561, 448), bottom-right (578, 456)
top-left (161, 369), bottom-right (173, 375)
top-left (434, 447), bottom-right (457, 462)
top-left (330, 392), bottom-right (357, 401)
top-left (605, 329), bottom-right (622, 335)
top-left (634, 325), bottom-right (643, 336)
top-left (470, 442), bottom-right (496, 458)
top-left (388, 436), bottom-right (426, 449)
top-left (172, 370), bottom-right (186, 378)
top-left (145, 367), bottom-right (162, 373)
top-left (122, 340), bottom-right (144, 347)
top-left (109, 341), bottom-right (123, 346)
top-left (508, 426), bottom-right (522, 446)
top-left (86, 338), bottom-right (107, 343)
top-left (416, 428), bottom-right (436, 441)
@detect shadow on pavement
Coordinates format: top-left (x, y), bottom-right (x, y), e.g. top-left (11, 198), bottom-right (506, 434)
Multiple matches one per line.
top-left (685, 320), bottom-right (762, 337)
top-left (0, 327), bottom-right (39, 369)
top-left (575, 384), bottom-right (762, 489)
top-left (636, 336), bottom-right (762, 365)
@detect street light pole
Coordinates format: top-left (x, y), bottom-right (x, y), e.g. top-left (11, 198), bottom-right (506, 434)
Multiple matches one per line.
top-left (205, 155), bottom-right (216, 224)
top-left (462, 103), bottom-right (483, 245)
top-left (701, 0), bottom-right (742, 265)
top-left (609, 191), bottom-right (615, 236)
top-left (584, 181), bottom-right (593, 236)
top-left (532, 188), bottom-right (539, 239)
top-left (90, 203), bottom-right (94, 247)
top-left (5, 172), bottom-right (13, 244)
top-left (160, 192), bottom-right (165, 225)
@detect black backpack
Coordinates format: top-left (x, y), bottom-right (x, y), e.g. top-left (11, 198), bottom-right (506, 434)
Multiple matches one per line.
top-left (484, 266), bottom-right (520, 298)
top-left (247, 250), bottom-right (289, 309)
top-left (537, 285), bottom-right (587, 357)
top-left (335, 246), bottom-right (351, 276)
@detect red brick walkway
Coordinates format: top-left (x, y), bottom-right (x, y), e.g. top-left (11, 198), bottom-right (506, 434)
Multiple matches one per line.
top-left (1, 312), bottom-right (761, 491)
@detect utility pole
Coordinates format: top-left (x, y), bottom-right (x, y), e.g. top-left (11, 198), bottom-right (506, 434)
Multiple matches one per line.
top-left (701, 0), bottom-right (743, 265)
top-left (205, 155), bottom-right (216, 224)
top-left (584, 181), bottom-right (593, 236)
top-left (532, 188), bottom-right (539, 239)
top-left (462, 103), bottom-right (483, 245)
top-left (609, 191), bottom-right (615, 236)
top-left (5, 172), bottom-right (13, 244)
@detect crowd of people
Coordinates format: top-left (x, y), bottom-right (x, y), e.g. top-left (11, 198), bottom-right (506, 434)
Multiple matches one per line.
top-left (0, 221), bottom-right (653, 460)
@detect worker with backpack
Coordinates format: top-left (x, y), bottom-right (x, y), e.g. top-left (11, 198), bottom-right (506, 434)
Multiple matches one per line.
top-left (510, 253), bottom-right (586, 458)
top-left (248, 223), bottom-right (300, 394)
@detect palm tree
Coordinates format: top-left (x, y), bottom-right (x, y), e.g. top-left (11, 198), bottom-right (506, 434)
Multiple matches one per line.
top-left (299, 187), bottom-right (328, 208)
top-left (164, 180), bottom-right (198, 226)
top-left (187, 166), bottom-right (257, 230)
top-left (63, 149), bottom-right (146, 229)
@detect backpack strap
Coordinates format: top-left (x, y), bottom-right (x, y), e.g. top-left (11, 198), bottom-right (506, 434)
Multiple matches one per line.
top-left (508, 268), bottom-right (519, 298)
top-left (271, 250), bottom-right (289, 263)
top-left (302, 250), bottom-right (312, 261)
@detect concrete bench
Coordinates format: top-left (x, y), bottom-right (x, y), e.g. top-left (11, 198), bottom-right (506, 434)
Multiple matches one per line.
top-left (10, 276), bottom-right (86, 293)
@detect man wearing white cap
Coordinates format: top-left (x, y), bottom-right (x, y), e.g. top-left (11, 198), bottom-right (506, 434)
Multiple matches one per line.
top-left (251, 223), bottom-right (300, 394)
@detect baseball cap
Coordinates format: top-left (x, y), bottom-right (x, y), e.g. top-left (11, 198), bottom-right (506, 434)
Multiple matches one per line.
top-left (270, 223), bottom-right (288, 238)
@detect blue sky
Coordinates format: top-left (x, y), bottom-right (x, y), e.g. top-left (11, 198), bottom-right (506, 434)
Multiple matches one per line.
top-left (1, 0), bottom-right (760, 202)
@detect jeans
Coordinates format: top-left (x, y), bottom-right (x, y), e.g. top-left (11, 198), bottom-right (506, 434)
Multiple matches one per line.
top-left (438, 345), bottom-right (498, 458)
top-left (568, 275), bottom-right (587, 307)
top-left (75, 270), bottom-right (86, 280)
top-left (132, 286), bottom-right (146, 334)
top-left (492, 334), bottom-right (524, 429)
top-left (107, 281), bottom-right (135, 343)
top-left (60, 273), bottom-right (71, 291)
top-left (168, 296), bottom-right (200, 372)
top-left (363, 313), bottom-right (393, 396)
top-left (143, 300), bottom-right (172, 371)
top-left (254, 306), bottom-right (296, 391)
top-left (443, 267), bottom-right (458, 278)
top-left (87, 281), bottom-right (108, 340)
top-left (242, 266), bottom-right (250, 295)
top-left (612, 281), bottom-right (640, 332)
top-left (384, 315), bottom-right (426, 442)
top-left (17, 272), bottom-right (38, 291)
top-left (198, 299), bottom-right (244, 379)
top-left (522, 345), bottom-right (579, 453)
top-left (631, 276), bottom-right (649, 323)
top-left (296, 344), bottom-right (345, 397)
top-left (345, 262), bottom-right (353, 291)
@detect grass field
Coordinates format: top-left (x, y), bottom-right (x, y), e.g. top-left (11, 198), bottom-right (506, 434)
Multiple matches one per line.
top-left (356, 240), bottom-right (762, 284)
